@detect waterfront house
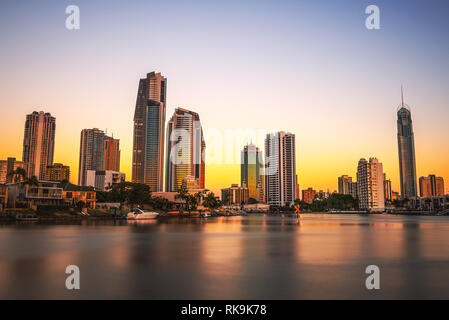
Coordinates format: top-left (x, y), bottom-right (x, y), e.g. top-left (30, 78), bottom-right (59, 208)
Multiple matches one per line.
top-left (61, 182), bottom-right (96, 209)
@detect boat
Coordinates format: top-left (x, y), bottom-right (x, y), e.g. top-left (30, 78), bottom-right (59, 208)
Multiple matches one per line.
top-left (127, 208), bottom-right (159, 220)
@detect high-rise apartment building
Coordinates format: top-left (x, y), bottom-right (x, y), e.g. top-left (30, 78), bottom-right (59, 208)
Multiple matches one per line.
top-left (132, 72), bottom-right (167, 192)
top-left (397, 89), bottom-right (417, 199)
top-left (78, 128), bottom-right (105, 186)
top-left (0, 157), bottom-right (24, 184)
top-left (348, 182), bottom-right (358, 199)
top-left (241, 143), bottom-right (263, 202)
top-left (384, 174), bottom-right (392, 202)
top-left (103, 136), bottom-right (120, 172)
top-left (45, 163), bottom-right (70, 182)
top-left (165, 108), bottom-right (205, 192)
top-left (302, 187), bottom-right (316, 204)
top-left (338, 175), bottom-right (352, 194)
top-left (357, 158), bottom-right (385, 212)
top-left (264, 132), bottom-right (296, 206)
top-left (22, 111), bottom-right (56, 180)
top-left (221, 184), bottom-right (249, 205)
top-left (419, 175), bottom-right (445, 197)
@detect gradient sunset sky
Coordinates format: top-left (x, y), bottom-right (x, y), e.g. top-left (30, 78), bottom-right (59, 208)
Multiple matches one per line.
top-left (0, 0), bottom-right (448, 195)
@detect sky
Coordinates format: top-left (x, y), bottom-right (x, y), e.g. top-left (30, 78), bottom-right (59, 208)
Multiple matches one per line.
top-left (0, 0), bottom-right (448, 195)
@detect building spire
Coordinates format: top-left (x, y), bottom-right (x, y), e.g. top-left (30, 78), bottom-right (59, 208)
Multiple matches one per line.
top-left (401, 85), bottom-right (404, 107)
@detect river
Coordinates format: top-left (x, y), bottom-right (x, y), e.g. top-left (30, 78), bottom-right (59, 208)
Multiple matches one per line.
top-left (1, 214), bottom-right (448, 299)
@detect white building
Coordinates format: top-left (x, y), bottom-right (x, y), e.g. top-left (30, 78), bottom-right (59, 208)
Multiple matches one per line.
top-left (264, 132), bottom-right (296, 207)
top-left (86, 170), bottom-right (125, 191)
top-left (357, 158), bottom-right (385, 212)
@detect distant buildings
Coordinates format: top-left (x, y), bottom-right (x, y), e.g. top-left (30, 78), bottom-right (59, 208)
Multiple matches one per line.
top-left (419, 175), bottom-right (445, 197)
top-left (384, 174), bottom-right (392, 202)
top-left (22, 111), bottom-right (56, 179)
top-left (45, 163), bottom-right (70, 182)
top-left (78, 128), bottom-right (106, 186)
top-left (86, 170), bottom-right (125, 191)
top-left (357, 158), bottom-right (385, 212)
top-left (338, 175), bottom-right (352, 194)
top-left (78, 128), bottom-right (121, 187)
top-left (132, 72), bottom-right (167, 191)
top-left (241, 143), bottom-right (263, 202)
top-left (397, 89), bottom-right (417, 199)
top-left (103, 136), bottom-right (120, 172)
top-left (0, 185), bottom-right (7, 210)
top-left (265, 132), bottom-right (296, 207)
top-left (165, 108), bottom-right (205, 192)
top-left (181, 175), bottom-right (201, 191)
top-left (221, 184), bottom-right (249, 205)
top-left (0, 157), bottom-right (24, 184)
top-left (348, 182), bottom-right (358, 199)
top-left (302, 187), bottom-right (316, 204)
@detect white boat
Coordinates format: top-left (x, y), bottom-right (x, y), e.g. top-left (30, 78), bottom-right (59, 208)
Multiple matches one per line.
top-left (127, 209), bottom-right (159, 220)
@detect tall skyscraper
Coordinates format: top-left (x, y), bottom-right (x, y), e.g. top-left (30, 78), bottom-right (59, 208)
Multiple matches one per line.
top-left (0, 157), bottom-right (24, 184)
top-left (165, 108), bottom-right (205, 192)
top-left (22, 111), bottom-right (56, 180)
top-left (132, 72), bottom-right (167, 192)
top-left (241, 143), bottom-right (263, 201)
top-left (78, 128), bottom-right (105, 186)
top-left (357, 157), bottom-right (385, 212)
top-left (264, 132), bottom-right (296, 206)
top-left (419, 175), bottom-right (445, 197)
top-left (103, 136), bottom-right (120, 172)
top-left (338, 175), bottom-right (352, 194)
top-left (397, 88), bottom-right (417, 199)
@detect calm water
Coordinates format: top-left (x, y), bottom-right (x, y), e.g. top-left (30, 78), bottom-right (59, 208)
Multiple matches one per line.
top-left (1, 214), bottom-right (449, 299)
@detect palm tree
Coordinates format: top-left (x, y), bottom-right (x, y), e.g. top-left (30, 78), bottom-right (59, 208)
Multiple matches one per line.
top-left (6, 167), bottom-right (27, 183)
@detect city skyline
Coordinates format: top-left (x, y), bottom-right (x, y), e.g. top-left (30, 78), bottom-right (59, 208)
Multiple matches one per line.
top-left (1, 1), bottom-right (449, 195)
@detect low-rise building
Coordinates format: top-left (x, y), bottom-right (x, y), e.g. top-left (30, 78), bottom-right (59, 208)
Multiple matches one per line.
top-left (0, 185), bottom-right (8, 211)
top-left (7, 181), bottom-right (63, 207)
top-left (61, 182), bottom-right (96, 209)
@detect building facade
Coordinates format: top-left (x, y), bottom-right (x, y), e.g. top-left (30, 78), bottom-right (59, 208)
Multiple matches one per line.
top-left (302, 187), bottom-right (316, 204)
top-left (78, 128), bottom-right (105, 186)
top-left (22, 111), bottom-right (56, 180)
top-left (397, 90), bottom-right (417, 199)
top-left (0, 157), bottom-right (24, 184)
top-left (348, 182), bottom-right (358, 199)
top-left (338, 175), bottom-right (352, 194)
top-left (419, 175), bottom-right (445, 197)
top-left (221, 184), bottom-right (249, 205)
top-left (264, 132), bottom-right (296, 206)
top-left (357, 158), bottom-right (385, 212)
top-left (45, 163), bottom-right (70, 182)
top-left (384, 174), bottom-right (392, 202)
top-left (132, 72), bottom-right (167, 192)
top-left (103, 136), bottom-right (120, 172)
top-left (241, 143), bottom-right (263, 202)
top-left (86, 170), bottom-right (125, 191)
top-left (165, 108), bottom-right (205, 192)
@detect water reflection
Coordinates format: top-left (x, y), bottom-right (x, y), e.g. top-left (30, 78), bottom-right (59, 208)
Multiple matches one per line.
top-left (0, 214), bottom-right (449, 299)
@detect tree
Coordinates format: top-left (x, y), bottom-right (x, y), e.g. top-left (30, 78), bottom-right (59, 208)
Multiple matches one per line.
top-left (248, 197), bottom-right (258, 204)
top-left (203, 192), bottom-right (220, 210)
top-left (7, 167), bottom-right (27, 183)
